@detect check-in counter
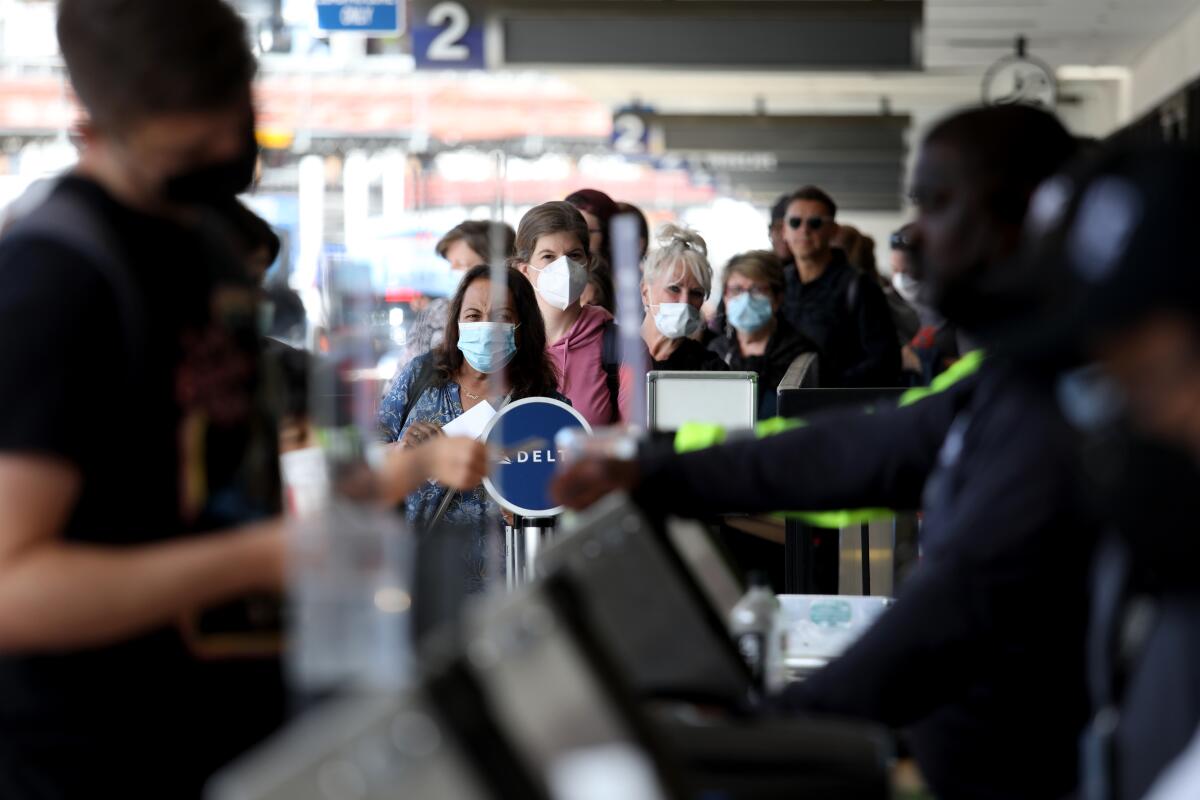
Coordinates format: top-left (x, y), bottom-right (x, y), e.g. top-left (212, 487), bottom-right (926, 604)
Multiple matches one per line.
top-left (775, 373), bottom-right (919, 596)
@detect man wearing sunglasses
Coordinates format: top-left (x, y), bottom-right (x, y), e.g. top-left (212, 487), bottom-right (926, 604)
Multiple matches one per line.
top-left (780, 186), bottom-right (901, 387)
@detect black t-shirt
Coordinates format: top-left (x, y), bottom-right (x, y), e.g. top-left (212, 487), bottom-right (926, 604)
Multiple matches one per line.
top-left (650, 337), bottom-right (728, 372)
top-left (0, 177), bottom-right (284, 798)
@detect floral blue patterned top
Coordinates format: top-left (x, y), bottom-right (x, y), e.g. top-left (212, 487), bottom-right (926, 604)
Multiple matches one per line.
top-left (378, 353), bottom-right (568, 592)
top-left (379, 353), bottom-right (497, 529)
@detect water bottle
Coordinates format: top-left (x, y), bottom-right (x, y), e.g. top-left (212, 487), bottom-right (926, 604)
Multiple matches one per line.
top-left (729, 571), bottom-right (783, 694)
top-left (289, 500), bottom-right (415, 693)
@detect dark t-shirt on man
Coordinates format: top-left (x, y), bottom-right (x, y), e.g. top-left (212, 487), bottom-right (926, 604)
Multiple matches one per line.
top-left (781, 248), bottom-right (901, 387)
top-left (0, 176), bottom-right (284, 798)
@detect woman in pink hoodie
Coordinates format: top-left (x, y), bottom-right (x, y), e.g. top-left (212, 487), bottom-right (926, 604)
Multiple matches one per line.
top-left (513, 201), bottom-right (623, 427)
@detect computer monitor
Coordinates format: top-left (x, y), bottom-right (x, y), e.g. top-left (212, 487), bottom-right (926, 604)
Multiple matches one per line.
top-left (538, 494), bottom-right (752, 707)
top-left (776, 386), bottom-right (906, 420)
top-left (422, 579), bottom-right (684, 800)
top-left (664, 516), bottom-right (744, 620)
top-left (537, 496), bottom-right (896, 799)
top-left (206, 690), bottom-right (498, 800)
top-left (647, 371), bottom-right (758, 432)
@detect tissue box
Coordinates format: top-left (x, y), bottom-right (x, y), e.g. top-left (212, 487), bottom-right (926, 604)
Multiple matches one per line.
top-left (778, 594), bottom-right (893, 679)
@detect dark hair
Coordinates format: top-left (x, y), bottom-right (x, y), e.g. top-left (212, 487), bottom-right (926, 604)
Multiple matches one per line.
top-left (583, 259), bottom-right (616, 314)
top-left (770, 193), bottom-right (791, 223)
top-left (57, 0), bottom-right (256, 131)
top-left (787, 185), bottom-right (838, 219)
top-left (614, 201), bottom-right (650, 260)
top-left (834, 225), bottom-right (879, 280)
top-left (566, 188), bottom-right (618, 226)
top-left (436, 220), bottom-right (516, 263)
top-left (433, 265), bottom-right (560, 400)
top-left (566, 188), bottom-right (618, 264)
top-left (512, 201), bottom-right (592, 266)
top-left (924, 105), bottom-right (1078, 225)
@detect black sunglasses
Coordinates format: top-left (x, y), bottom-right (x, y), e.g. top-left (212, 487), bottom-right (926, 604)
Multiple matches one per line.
top-left (787, 215), bottom-right (830, 231)
top-left (890, 230), bottom-right (911, 251)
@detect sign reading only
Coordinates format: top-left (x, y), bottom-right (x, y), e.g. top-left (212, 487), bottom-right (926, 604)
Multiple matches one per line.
top-left (316, 0), bottom-right (404, 33)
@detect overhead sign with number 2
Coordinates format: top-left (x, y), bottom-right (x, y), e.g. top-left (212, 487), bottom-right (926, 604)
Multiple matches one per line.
top-left (413, 1), bottom-right (486, 70)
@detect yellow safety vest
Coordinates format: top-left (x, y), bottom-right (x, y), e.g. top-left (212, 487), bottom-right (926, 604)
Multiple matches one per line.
top-left (672, 350), bottom-right (986, 528)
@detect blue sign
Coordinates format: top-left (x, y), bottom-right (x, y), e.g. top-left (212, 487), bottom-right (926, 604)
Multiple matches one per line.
top-left (316, 0), bottom-right (402, 33)
top-left (482, 398), bottom-right (591, 518)
top-left (413, 2), bottom-right (485, 70)
top-left (611, 107), bottom-right (651, 156)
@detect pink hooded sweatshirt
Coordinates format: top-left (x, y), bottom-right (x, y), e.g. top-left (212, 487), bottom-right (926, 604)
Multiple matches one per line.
top-left (547, 304), bottom-right (625, 427)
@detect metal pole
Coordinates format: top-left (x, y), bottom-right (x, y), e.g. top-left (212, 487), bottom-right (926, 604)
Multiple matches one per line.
top-left (505, 515), bottom-right (557, 589)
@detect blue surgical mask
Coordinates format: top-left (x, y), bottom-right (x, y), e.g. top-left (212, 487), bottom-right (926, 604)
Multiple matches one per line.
top-left (457, 322), bottom-right (519, 374)
top-left (726, 293), bottom-right (774, 333)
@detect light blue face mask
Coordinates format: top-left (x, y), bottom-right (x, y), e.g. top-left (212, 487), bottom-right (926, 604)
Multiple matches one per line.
top-left (457, 322), bottom-right (519, 374)
top-left (726, 292), bottom-right (774, 333)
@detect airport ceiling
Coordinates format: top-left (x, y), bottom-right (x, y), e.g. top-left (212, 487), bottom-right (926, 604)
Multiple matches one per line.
top-left (224, 1), bottom-right (1200, 72)
top-left (925, 0), bottom-right (1200, 69)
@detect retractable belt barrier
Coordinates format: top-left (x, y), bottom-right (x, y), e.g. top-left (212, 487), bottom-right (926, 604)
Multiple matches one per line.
top-left (479, 397), bottom-right (592, 589)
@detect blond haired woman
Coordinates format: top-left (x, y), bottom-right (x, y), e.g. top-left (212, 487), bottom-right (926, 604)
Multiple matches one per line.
top-left (640, 224), bottom-right (726, 371)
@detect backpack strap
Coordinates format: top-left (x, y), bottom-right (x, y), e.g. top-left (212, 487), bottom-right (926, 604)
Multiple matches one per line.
top-left (845, 265), bottom-right (862, 315)
top-left (400, 355), bottom-right (439, 432)
top-left (2, 182), bottom-right (144, 381)
top-left (600, 319), bottom-right (621, 423)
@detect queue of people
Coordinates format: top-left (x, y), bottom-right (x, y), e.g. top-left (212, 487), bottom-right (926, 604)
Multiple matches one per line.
top-left (392, 181), bottom-right (930, 467)
top-left (4, 1), bottom-right (1200, 799)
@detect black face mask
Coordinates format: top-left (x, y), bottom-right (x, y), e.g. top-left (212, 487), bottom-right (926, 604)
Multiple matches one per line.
top-left (163, 125), bottom-right (258, 205)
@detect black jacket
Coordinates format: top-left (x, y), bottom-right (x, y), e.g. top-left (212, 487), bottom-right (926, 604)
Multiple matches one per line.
top-left (651, 337), bottom-right (728, 373)
top-left (1082, 439), bottom-right (1200, 800)
top-left (707, 318), bottom-right (817, 418)
top-left (781, 249), bottom-right (901, 388)
top-left (633, 362), bottom-right (1094, 799)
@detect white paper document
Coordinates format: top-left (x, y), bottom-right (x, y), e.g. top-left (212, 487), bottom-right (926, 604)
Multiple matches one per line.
top-left (440, 400), bottom-right (497, 441)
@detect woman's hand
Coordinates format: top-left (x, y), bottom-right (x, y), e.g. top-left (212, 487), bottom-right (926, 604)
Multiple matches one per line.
top-left (401, 421), bottom-right (443, 449)
top-left (421, 437), bottom-right (488, 491)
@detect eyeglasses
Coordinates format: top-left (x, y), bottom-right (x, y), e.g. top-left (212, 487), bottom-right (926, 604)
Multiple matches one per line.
top-left (787, 215), bottom-right (832, 231)
top-left (890, 230), bottom-right (912, 251)
top-left (724, 285), bottom-right (772, 300)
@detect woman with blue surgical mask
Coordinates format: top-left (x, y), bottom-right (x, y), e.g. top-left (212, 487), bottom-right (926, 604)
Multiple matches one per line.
top-left (379, 265), bottom-right (565, 587)
top-left (640, 224), bottom-right (727, 372)
top-left (708, 250), bottom-right (818, 418)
